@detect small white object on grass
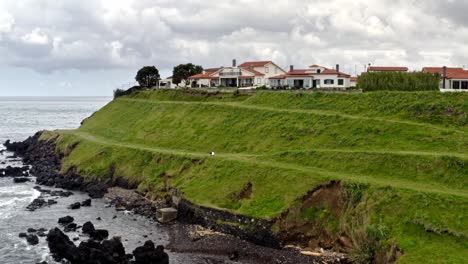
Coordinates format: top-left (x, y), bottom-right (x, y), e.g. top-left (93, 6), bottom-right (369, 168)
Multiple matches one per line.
top-left (210, 152), bottom-right (215, 156)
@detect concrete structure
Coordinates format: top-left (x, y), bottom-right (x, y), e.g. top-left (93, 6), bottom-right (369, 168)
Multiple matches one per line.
top-left (159, 76), bottom-right (186, 89)
top-left (350, 76), bottom-right (358, 87)
top-left (188, 60), bottom-right (286, 88)
top-left (367, 66), bottom-right (409, 72)
top-left (156, 207), bottom-right (178, 223)
top-left (269, 64), bottom-right (352, 89)
top-left (423, 67), bottom-right (468, 91)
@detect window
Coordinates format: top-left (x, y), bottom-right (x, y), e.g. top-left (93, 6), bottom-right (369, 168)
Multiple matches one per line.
top-left (338, 79), bottom-right (344, 85)
top-left (257, 78), bottom-right (261, 84)
top-left (324, 79), bottom-right (334, 85)
top-left (453, 81), bottom-right (460, 89)
top-left (317, 69), bottom-right (321, 73)
top-left (265, 67), bottom-right (269, 73)
top-left (462, 81), bottom-right (468, 90)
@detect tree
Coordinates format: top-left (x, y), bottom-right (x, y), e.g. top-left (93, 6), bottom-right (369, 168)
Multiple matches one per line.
top-left (135, 66), bottom-right (160, 88)
top-left (172, 63), bottom-right (203, 87)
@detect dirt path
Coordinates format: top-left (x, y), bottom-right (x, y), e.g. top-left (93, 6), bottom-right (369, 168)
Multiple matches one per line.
top-left (59, 130), bottom-right (468, 199)
top-left (119, 98), bottom-right (467, 135)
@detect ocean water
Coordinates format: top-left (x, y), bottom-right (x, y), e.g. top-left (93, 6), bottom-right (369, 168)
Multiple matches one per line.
top-left (0, 97), bottom-right (226, 264)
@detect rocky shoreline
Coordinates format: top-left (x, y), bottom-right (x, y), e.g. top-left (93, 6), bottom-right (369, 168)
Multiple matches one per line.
top-left (4, 132), bottom-right (346, 264)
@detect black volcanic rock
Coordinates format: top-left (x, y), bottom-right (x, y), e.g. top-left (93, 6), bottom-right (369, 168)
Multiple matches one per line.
top-left (47, 227), bottom-right (132, 264)
top-left (26, 234), bottom-right (39, 245)
top-left (68, 202), bottom-right (81, 210)
top-left (0, 166), bottom-right (29, 177)
top-left (82, 221), bottom-right (95, 234)
top-left (13, 177), bottom-right (30, 183)
top-left (81, 199), bottom-right (92, 207)
top-left (47, 228), bottom-right (79, 262)
top-left (26, 198), bottom-right (48, 211)
top-left (133, 241), bottom-right (169, 264)
top-left (58, 216), bottom-right (74, 225)
top-left (90, 229), bottom-right (109, 241)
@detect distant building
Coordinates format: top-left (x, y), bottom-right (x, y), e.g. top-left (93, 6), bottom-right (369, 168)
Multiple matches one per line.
top-left (423, 67), bottom-right (468, 91)
top-left (269, 64), bottom-right (352, 89)
top-left (350, 76), bottom-right (358, 87)
top-left (367, 66), bottom-right (409, 72)
top-left (188, 60), bottom-right (287, 88)
top-left (158, 77), bottom-right (177, 89)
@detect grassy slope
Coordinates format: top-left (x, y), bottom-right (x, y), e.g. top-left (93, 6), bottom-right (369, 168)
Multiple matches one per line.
top-left (45, 90), bottom-right (467, 263)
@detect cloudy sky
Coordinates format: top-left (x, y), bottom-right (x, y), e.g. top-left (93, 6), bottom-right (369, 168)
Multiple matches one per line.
top-left (0, 0), bottom-right (467, 96)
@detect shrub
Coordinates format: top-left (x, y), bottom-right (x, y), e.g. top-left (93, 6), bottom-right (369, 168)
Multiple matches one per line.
top-left (359, 72), bottom-right (440, 92)
top-left (113, 86), bottom-right (142, 99)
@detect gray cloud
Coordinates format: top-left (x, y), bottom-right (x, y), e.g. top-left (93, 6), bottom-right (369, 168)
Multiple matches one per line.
top-left (0, 0), bottom-right (467, 75)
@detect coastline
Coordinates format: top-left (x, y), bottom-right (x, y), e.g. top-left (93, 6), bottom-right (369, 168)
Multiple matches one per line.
top-left (5, 131), bottom-right (340, 263)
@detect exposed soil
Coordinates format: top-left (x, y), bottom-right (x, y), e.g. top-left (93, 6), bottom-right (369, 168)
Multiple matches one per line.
top-left (275, 181), bottom-right (347, 251)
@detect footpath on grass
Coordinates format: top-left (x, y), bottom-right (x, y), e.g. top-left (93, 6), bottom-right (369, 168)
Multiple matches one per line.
top-left (60, 130), bottom-right (468, 199)
top-left (119, 97), bottom-right (468, 135)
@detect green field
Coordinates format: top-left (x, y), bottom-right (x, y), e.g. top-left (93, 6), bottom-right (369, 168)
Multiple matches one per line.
top-left (44, 90), bottom-right (467, 263)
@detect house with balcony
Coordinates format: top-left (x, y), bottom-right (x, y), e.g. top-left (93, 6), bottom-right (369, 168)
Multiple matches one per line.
top-left (269, 64), bottom-right (352, 89)
top-left (423, 66), bottom-right (468, 91)
top-left (188, 60), bottom-right (286, 88)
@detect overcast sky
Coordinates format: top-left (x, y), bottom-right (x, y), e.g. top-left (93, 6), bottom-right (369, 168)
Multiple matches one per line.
top-left (1, 0), bottom-right (467, 96)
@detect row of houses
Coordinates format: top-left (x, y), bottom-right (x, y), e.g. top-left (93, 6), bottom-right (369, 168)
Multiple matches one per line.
top-left (159, 60), bottom-right (468, 91)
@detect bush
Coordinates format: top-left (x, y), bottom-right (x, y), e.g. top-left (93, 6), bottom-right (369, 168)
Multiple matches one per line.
top-left (113, 86), bottom-right (142, 99)
top-left (359, 72), bottom-right (440, 92)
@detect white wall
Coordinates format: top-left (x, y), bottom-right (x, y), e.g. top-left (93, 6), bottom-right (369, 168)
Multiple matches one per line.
top-left (253, 63), bottom-right (287, 87)
top-left (313, 75), bottom-right (350, 89)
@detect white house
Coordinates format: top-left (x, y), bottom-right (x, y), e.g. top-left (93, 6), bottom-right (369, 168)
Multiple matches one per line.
top-left (269, 64), bottom-right (352, 89)
top-left (188, 60), bottom-right (286, 88)
top-left (422, 67), bottom-right (468, 92)
top-left (159, 76), bottom-right (190, 89)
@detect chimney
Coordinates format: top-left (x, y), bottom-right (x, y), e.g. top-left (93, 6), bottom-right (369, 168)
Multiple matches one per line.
top-left (336, 64), bottom-right (340, 73)
top-left (443, 66), bottom-right (447, 89)
top-left (290, 65), bottom-right (294, 72)
top-left (233, 59), bottom-right (237, 67)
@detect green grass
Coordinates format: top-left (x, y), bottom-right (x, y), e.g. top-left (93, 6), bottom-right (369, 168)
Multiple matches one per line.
top-left (42, 90), bottom-right (468, 263)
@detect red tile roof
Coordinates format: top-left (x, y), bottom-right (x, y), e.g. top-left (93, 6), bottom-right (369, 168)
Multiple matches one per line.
top-left (241, 67), bottom-right (265, 76)
top-left (447, 71), bottom-right (468, 79)
top-left (189, 73), bottom-right (218, 79)
top-left (368, 66), bottom-right (409, 72)
top-left (238, 61), bottom-right (272, 68)
top-left (321, 69), bottom-right (351, 77)
top-left (422, 67), bottom-right (464, 74)
top-left (309, 64), bottom-right (325, 68)
top-left (350, 77), bottom-right (358, 82)
top-left (269, 68), bottom-right (351, 79)
top-left (204, 68), bottom-right (220, 73)
top-left (422, 67), bottom-right (468, 79)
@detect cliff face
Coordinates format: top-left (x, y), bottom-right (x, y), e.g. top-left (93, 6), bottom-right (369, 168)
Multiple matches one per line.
top-left (8, 89), bottom-right (468, 263)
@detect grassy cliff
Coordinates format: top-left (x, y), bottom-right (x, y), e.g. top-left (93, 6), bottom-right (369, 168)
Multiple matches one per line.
top-left (43, 90), bottom-right (467, 263)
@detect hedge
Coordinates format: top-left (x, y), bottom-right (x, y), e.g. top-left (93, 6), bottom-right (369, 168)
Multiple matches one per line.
top-left (359, 72), bottom-right (440, 91)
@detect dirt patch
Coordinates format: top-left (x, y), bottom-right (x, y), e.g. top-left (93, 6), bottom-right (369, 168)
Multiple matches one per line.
top-left (275, 181), bottom-right (347, 251)
top-left (228, 182), bottom-right (253, 200)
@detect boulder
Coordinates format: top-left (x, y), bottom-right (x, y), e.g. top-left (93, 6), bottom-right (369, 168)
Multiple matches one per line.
top-left (26, 198), bottom-right (48, 211)
top-left (81, 199), bottom-right (92, 207)
top-left (82, 222), bottom-right (95, 234)
top-left (68, 202), bottom-right (81, 210)
top-left (26, 234), bottom-right (39, 245)
top-left (133, 240), bottom-right (169, 264)
top-left (58, 216), bottom-right (74, 225)
top-left (46, 228), bottom-right (79, 262)
top-left (64, 223), bottom-right (78, 233)
top-left (14, 177), bottom-right (30, 183)
top-left (90, 229), bottom-right (109, 241)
